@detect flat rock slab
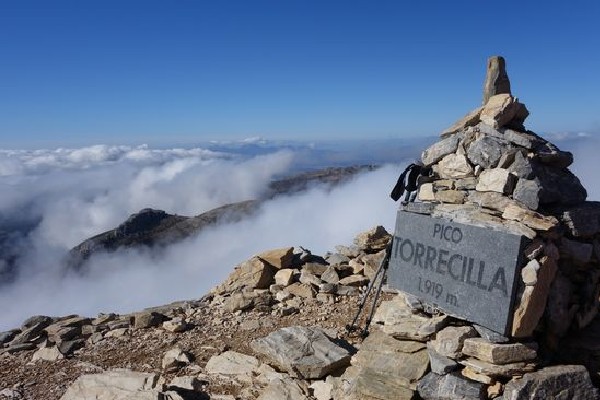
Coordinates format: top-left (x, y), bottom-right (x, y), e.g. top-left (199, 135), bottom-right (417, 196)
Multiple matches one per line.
top-left (462, 338), bottom-right (537, 365)
top-left (250, 326), bottom-right (350, 379)
top-left (501, 365), bottom-right (599, 400)
top-left (205, 350), bottom-right (260, 382)
top-left (60, 370), bottom-right (161, 400)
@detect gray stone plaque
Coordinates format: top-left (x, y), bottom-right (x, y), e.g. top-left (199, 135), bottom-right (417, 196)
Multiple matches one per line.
top-left (387, 210), bottom-right (527, 335)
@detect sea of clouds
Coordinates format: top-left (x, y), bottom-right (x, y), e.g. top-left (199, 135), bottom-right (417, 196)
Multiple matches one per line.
top-left (0, 134), bottom-right (598, 330)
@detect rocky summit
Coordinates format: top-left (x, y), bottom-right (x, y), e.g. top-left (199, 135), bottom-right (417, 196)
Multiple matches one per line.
top-left (2, 57), bottom-right (600, 400)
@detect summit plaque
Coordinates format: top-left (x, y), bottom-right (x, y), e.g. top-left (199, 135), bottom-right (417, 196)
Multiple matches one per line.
top-left (387, 210), bottom-right (527, 335)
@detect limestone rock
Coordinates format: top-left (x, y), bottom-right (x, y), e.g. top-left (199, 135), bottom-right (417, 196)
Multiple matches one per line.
top-left (382, 314), bottom-right (448, 342)
top-left (250, 326), bottom-right (350, 379)
top-left (507, 150), bottom-right (534, 178)
top-left (483, 56), bottom-right (511, 105)
top-left (501, 365), bottom-right (599, 400)
top-left (441, 107), bottom-right (483, 137)
top-left (353, 226), bottom-right (391, 252)
top-left (167, 376), bottom-right (204, 391)
top-left (467, 136), bottom-right (506, 169)
top-left (59, 370), bottom-right (161, 400)
top-left (461, 357), bottom-right (536, 377)
top-left (429, 326), bottom-right (477, 359)
top-left (32, 346), bottom-right (64, 362)
top-left (427, 346), bottom-right (458, 374)
top-left (417, 372), bottom-right (485, 400)
top-left (502, 204), bottom-right (558, 231)
top-left (320, 266), bottom-right (340, 284)
top-left (162, 348), bottom-right (192, 372)
top-left (462, 338), bottom-right (537, 364)
top-left (418, 183), bottom-right (435, 202)
top-left (475, 168), bottom-right (516, 194)
top-left (422, 134), bottom-right (462, 166)
top-left (215, 257), bottom-right (275, 294)
top-left (205, 351), bottom-right (260, 383)
top-left (480, 94), bottom-right (529, 130)
top-left (512, 178), bottom-right (541, 210)
top-left (336, 329), bottom-right (427, 399)
top-left (310, 379), bottom-right (333, 400)
top-left (162, 317), bottom-right (188, 333)
top-left (468, 191), bottom-right (517, 212)
top-left (257, 247), bottom-right (294, 269)
top-left (437, 154), bottom-right (473, 179)
top-left (434, 190), bottom-right (466, 204)
top-left (258, 377), bottom-right (308, 400)
top-left (286, 282), bottom-right (316, 299)
top-left (274, 268), bottom-right (295, 286)
top-left (514, 263), bottom-right (557, 321)
top-left (133, 312), bottom-right (165, 330)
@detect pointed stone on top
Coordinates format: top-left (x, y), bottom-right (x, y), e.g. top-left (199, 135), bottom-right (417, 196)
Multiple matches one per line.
top-left (483, 56), bottom-right (512, 105)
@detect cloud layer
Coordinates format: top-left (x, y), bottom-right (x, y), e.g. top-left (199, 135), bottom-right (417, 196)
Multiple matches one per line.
top-left (0, 134), bottom-right (597, 331)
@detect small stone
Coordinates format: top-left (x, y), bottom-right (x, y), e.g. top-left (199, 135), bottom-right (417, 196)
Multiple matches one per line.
top-left (310, 379), bottom-right (333, 400)
top-left (162, 347), bottom-right (192, 372)
top-left (417, 372), bottom-right (485, 400)
top-left (502, 204), bottom-right (558, 231)
top-left (286, 282), bottom-right (316, 299)
top-left (338, 275), bottom-right (369, 287)
top-left (163, 317), bottom-right (188, 333)
top-left (512, 179), bottom-right (541, 210)
top-left (168, 376), bottom-right (203, 391)
top-left (427, 346), bottom-right (459, 374)
top-left (134, 311), bottom-right (165, 329)
top-left (353, 226), bottom-right (391, 252)
top-left (430, 326), bottom-right (477, 359)
top-left (274, 269), bottom-right (295, 286)
top-left (418, 183), bottom-right (436, 202)
top-left (302, 262), bottom-right (328, 275)
top-left (461, 366), bottom-right (494, 384)
top-left (300, 270), bottom-right (322, 286)
top-left (467, 136), bottom-right (506, 169)
top-left (488, 382), bottom-right (503, 398)
top-left (462, 338), bottom-right (537, 364)
top-left (382, 314), bottom-right (448, 342)
top-left (480, 94), bottom-right (529, 130)
top-left (476, 168), bottom-right (516, 194)
top-left (441, 107), bottom-right (483, 137)
top-left (320, 266), bottom-right (340, 284)
top-left (318, 283), bottom-right (337, 294)
top-left (434, 190), bottom-right (466, 204)
top-left (461, 357), bottom-right (536, 377)
top-left (214, 256), bottom-right (275, 294)
top-left (521, 259), bottom-right (540, 286)
top-left (422, 134), bottom-right (462, 166)
top-left (32, 346), bottom-right (64, 362)
top-left (257, 247), bottom-right (294, 269)
top-left (437, 154), bottom-right (474, 179)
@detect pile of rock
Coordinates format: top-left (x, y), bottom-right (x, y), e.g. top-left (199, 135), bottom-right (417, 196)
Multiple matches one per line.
top-left (405, 56), bottom-right (600, 347)
top-left (210, 225), bottom-right (391, 316)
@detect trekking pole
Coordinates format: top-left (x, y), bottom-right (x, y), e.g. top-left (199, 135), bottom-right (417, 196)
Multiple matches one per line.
top-left (345, 240), bottom-right (393, 337)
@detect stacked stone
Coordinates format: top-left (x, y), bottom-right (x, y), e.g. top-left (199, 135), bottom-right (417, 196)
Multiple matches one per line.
top-left (369, 56), bottom-right (600, 398)
top-left (210, 225), bottom-right (391, 315)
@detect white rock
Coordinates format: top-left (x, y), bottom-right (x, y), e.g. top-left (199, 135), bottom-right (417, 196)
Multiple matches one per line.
top-left (32, 346), bottom-right (64, 362)
top-left (475, 168), bottom-right (516, 194)
top-left (205, 350), bottom-right (260, 383)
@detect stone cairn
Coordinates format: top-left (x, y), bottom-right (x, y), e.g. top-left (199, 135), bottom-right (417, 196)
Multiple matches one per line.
top-left (347, 55), bottom-right (599, 399)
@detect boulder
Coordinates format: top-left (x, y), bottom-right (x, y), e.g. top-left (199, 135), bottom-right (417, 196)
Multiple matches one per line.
top-left (133, 312), bottom-right (165, 329)
top-left (59, 370), bottom-right (162, 400)
top-left (250, 326), bottom-right (351, 379)
top-left (162, 317), bottom-right (188, 333)
top-left (501, 365), bottom-right (599, 400)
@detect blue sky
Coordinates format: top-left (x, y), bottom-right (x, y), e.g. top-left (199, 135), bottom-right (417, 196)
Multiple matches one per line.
top-left (1, 1), bottom-right (599, 148)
